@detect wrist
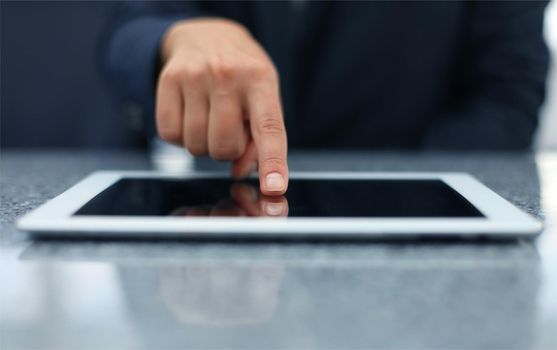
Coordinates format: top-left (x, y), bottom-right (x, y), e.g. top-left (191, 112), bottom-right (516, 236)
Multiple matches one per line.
top-left (160, 18), bottom-right (249, 63)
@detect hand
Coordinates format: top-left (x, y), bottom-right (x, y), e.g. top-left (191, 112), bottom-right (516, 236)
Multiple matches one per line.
top-left (170, 183), bottom-right (289, 217)
top-left (157, 18), bottom-right (288, 195)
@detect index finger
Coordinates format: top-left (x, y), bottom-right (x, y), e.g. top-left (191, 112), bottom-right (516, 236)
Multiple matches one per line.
top-left (246, 81), bottom-right (288, 196)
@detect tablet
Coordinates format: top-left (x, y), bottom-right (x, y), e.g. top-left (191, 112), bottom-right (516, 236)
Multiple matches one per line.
top-left (17, 171), bottom-right (542, 239)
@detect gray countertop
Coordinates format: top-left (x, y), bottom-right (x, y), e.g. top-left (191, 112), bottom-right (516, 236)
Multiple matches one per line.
top-left (1, 150), bottom-right (556, 349)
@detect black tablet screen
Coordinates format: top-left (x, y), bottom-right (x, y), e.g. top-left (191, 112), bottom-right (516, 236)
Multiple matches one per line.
top-left (74, 178), bottom-right (483, 218)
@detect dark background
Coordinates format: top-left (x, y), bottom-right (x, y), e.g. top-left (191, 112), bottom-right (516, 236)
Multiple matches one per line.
top-left (1, 1), bottom-right (143, 149)
top-left (1, 1), bottom-right (555, 150)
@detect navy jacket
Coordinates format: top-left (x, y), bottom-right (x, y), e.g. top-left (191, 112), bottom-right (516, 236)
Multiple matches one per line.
top-left (103, 1), bottom-right (549, 150)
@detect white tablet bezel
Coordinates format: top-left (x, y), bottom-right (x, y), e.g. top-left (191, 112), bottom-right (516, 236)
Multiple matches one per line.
top-left (17, 171), bottom-right (543, 238)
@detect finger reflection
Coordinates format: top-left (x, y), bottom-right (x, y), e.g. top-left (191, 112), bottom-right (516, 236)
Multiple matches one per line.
top-left (170, 181), bottom-right (289, 217)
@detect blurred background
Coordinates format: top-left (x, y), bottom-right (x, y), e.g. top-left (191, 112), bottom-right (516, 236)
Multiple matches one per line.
top-left (1, 1), bottom-right (556, 150)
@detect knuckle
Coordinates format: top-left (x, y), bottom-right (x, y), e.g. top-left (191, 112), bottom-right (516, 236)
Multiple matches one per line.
top-left (209, 57), bottom-right (236, 83)
top-left (159, 66), bottom-right (183, 85)
top-left (258, 115), bottom-right (284, 136)
top-left (184, 62), bottom-right (207, 83)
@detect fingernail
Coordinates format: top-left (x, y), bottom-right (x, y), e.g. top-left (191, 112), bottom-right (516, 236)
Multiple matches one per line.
top-left (265, 172), bottom-right (285, 192)
top-left (264, 202), bottom-right (285, 216)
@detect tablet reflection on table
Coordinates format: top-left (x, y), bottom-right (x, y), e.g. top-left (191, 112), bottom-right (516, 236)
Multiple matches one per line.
top-left (160, 263), bottom-right (285, 326)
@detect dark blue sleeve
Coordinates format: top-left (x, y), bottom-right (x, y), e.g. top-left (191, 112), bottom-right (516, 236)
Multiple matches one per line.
top-left (101, 1), bottom-right (207, 139)
top-left (422, 1), bottom-right (550, 150)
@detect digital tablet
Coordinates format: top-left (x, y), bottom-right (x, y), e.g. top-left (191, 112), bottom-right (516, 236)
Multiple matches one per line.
top-left (17, 171), bottom-right (542, 239)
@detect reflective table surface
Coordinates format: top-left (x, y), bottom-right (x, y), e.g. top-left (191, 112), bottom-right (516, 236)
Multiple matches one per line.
top-left (1, 151), bottom-right (556, 349)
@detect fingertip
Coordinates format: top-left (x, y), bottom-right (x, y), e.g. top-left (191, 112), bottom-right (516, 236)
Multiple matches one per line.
top-left (260, 171), bottom-right (288, 196)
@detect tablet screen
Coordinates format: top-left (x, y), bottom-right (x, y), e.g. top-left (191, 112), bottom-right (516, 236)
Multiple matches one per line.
top-left (74, 178), bottom-right (483, 218)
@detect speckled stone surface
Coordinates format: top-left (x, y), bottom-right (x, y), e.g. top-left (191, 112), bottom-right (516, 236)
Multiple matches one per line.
top-left (1, 151), bottom-right (556, 349)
